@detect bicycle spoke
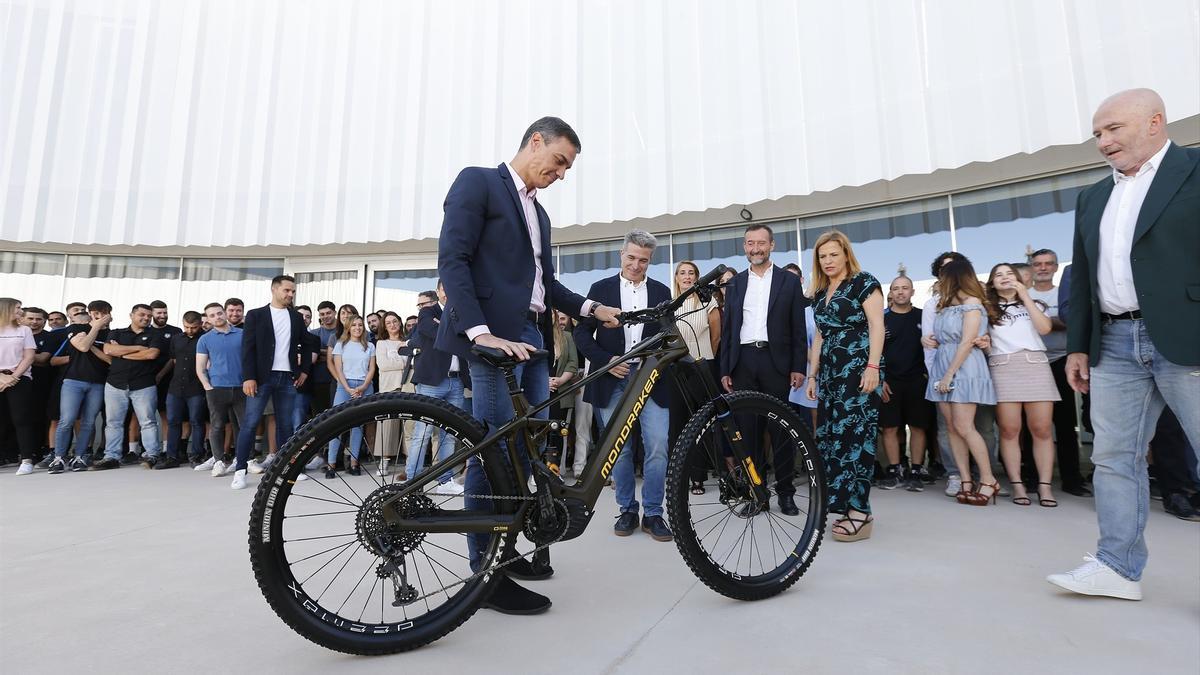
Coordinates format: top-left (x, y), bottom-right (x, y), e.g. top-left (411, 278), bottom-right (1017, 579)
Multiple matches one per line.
top-left (289, 539), bottom-right (357, 567)
top-left (316, 546), bottom-right (361, 603)
top-left (285, 531), bottom-right (358, 544)
top-left (335, 554), bottom-right (378, 615)
top-left (283, 509), bottom-right (359, 519)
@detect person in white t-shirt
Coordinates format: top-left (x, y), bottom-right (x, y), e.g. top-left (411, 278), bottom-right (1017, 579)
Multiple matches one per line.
top-left (984, 263), bottom-right (1061, 508)
top-left (0, 298), bottom-right (40, 474)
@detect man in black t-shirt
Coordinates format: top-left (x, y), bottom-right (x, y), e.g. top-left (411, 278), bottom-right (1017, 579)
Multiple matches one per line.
top-left (879, 276), bottom-right (934, 491)
top-left (49, 301), bottom-right (113, 473)
top-left (23, 308), bottom-right (55, 461)
top-left (148, 300), bottom-right (181, 431)
top-left (162, 311), bottom-right (206, 468)
top-left (91, 304), bottom-right (165, 470)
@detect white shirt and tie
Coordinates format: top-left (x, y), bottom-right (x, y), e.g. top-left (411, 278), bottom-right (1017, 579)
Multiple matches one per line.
top-left (739, 265), bottom-right (773, 344)
top-left (1096, 141), bottom-right (1171, 315)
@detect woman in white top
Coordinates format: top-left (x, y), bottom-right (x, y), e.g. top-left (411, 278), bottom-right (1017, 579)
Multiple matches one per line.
top-left (326, 315), bottom-right (377, 478)
top-left (669, 261), bottom-right (722, 494)
top-left (0, 298), bottom-right (39, 475)
top-left (985, 263), bottom-right (1061, 508)
top-left (373, 312), bottom-right (410, 477)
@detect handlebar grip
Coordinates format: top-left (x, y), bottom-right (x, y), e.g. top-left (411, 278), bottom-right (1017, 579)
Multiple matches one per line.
top-left (695, 264), bottom-right (728, 288)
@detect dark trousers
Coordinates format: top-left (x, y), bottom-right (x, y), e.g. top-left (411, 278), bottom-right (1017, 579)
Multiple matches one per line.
top-left (205, 387), bottom-right (246, 462)
top-left (730, 346), bottom-right (795, 496)
top-left (166, 393), bottom-right (207, 459)
top-left (310, 379), bottom-right (334, 416)
top-left (669, 358), bottom-right (721, 483)
top-left (1, 379), bottom-right (42, 461)
top-left (1150, 407), bottom-right (1198, 496)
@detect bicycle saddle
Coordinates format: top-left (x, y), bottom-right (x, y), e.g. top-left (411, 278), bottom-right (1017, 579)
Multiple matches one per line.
top-left (471, 345), bottom-right (549, 370)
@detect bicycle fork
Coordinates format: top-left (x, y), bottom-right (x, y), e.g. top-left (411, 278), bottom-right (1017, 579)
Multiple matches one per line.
top-left (711, 395), bottom-right (772, 509)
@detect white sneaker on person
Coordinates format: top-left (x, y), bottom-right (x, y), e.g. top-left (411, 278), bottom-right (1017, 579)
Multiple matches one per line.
top-left (1047, 554), bottom-right (1143, 600)
top-left (944, 474), bottom-right (962, 497)
top-left (260, 453), bottom-right (278, 471)
top-left (296, 472), bottom-right (310, 481)
top-left (211, 460), bottom-right (228, 477)
top-left (247, 459), bottom-right (267, 474)
top-left (305, 455), bottom-right (325, 471)
top-left (230, 469), bottom-right (248, 490)
top-left (194, 457), bottom-right (215, 472)
top-left (14, 460), bottom-right (34, 475)
top-left (433, 480), bottom-right (465, 496)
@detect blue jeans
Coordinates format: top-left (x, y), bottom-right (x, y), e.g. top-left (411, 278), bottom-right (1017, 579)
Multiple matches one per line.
top-left (55, 379), bottom-right (104, 458)
top-left (594, 369), bottom-right (670, 518)
top-left (1090, 319), bottom-right (1200, 581)
top-left (235, 371), bottom-right (297, 471)
top-left (103, 384), bottom-right (160, 460)
top-left (408, 377), bottom-right (467, 483)
top-left (327, 379), bottom-right (375, 464)
top-left (166, 393), bottom-right (207, 459)
top-left (293, 391), bottom-right (313, 432)
top-left (466, 320), bottom-right (549, 569)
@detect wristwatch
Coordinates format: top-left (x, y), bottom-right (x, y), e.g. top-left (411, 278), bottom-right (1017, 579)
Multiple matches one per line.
top-left (588, 301), bottom-right (602, 317)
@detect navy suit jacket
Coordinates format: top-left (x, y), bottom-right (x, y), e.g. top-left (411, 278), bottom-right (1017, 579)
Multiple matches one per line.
top-left (719, 265), bottom-right (809, 378)
top-left (240, 304), bottom-right (311, 384)
top-left (436, 163), bottom-right (588, 361)
top-left (409, 304), bottom-right (470, 388)
top-left (574, 274), bottom-right (673, 408)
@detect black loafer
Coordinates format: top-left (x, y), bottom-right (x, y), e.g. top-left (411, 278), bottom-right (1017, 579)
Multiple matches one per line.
top-left (641, 515), bottom-right (674, 542)
top-left (1163, 493), bottom-right (1200, 522)
top-left (778, 494), bottom-right (800, 516)
top-left (1062, 485), bottom-right (1092, 497)
top-left (153, 456), bottom-right (181, 470)
top-left (482, 575), bottom-right (551, 615)
top-left (89, 457), bottom-right (120, 471)
top-left (614, 511), bottom-right (639, 536)
top-left (505, 555), bottom-right (554, 581)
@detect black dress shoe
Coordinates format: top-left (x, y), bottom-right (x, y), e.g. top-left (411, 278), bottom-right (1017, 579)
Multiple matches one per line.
top-left (505, 555), bottom-right (554, 581)
top-left (1163, 493), bottom-right (1200, 522)
top-left (482, 575), bottom-right (551, 615)
top-left (153, 455), bottom-right (181, 470)
top-left (1189, 492), bottom-right (1200, 511)
top-left (1062, 485), bottom-right (1092, 497)
top-left (778, 494), bottom-right (800, 516)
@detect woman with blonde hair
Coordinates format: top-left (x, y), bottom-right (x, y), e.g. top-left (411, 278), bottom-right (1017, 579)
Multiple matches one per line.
top-left (804, 231), bottom-right (885, 541)
top-left (546, 311), bottom-right (579, 472)
top-left (0, 298), bottom-right (39, 475)
top-left (669, 260), bottom-right (723, 494)
top-left (373, 311), bottom-right (410, 478)
top-left (325, 315), bottom-right (376, 478)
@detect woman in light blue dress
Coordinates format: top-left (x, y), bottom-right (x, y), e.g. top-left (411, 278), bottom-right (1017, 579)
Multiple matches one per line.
top-left (925, 259), bottom-right (999, 506)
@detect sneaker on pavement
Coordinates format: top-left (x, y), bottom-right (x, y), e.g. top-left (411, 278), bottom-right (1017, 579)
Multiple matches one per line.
top-left (15, 460), bottom-right (34, 475)
top-left (912, 465), bottom-right (934, 485)
top-left (36, 452), bottom-right (54, 469)
top-left (70, 457), bottom-right (89, 472)
top-left (614, 511), bottom-right (639, 536)
top-left (1047, 554), bottom-right (1143, 600)
top-left (296, 472), bottom-right (310, 481)
top-left (120, 452), bottom-right (142, 466)
top-left (247, 459), bottom-right (267, 474)
top-left (211, 460), bottom-right (229, 477)
top-left (259, 453), bottom-right (278, 471)
top-left (433, 480), bottom-right (465, 496)
top-left (89, 457), bottom-right (120, 471)
top-left (231, 469), bottom-right (248, 490)
top-left (944, 474), bottom-right (962, 497)
top-left (154, 455), bottom-right (181, 470)
top-left (48, 457), bottom-right (66, 474)
top-left (641, 515), bottom-right (674, 542)
top-left (905, 469), bottom-right (925, 492)
top-left (194, 457), bottom-right (215, 472)
top-left (305, 455), bottom-right (325, 471)
top-left (878, 464), bottom-right (902, 490)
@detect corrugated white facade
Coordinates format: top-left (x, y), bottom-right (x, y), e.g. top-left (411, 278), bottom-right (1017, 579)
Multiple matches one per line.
top-left (3, 0), bottom-right (1198, 248)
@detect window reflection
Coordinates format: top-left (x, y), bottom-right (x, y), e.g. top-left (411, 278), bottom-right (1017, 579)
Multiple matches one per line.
top-left (558, 238), bottom-right (672, 292)
top-left (672, 221), bottom-right (798, 280)
top-left (373, 269), bottom-right (439, 317)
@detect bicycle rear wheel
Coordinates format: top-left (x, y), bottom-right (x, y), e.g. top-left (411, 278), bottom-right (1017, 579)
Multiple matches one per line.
top-left (248, 392), bottom-right (517, 655)
top-left (666, 391), bottom-right (826, 600)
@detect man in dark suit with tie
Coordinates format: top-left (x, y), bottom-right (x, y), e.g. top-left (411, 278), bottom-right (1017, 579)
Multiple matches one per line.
top-left (719, 223), bottom-right (809, 515)
top-left (233, 275), bottom-right (310, 490)
top-left (436, 117), bottom-right (621, 615)
top-left (1047, 88), bottom-right (1200, 601)
top-left (574, 230), bottom-right (676, 542)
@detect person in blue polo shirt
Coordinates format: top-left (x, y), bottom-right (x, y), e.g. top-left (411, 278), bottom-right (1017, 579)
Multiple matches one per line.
top-left (195, 302), bottom-right (245, 477)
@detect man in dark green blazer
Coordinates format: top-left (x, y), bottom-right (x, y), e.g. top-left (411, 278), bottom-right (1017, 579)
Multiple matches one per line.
top-left (1047, 89), bottom-right (1200, 601)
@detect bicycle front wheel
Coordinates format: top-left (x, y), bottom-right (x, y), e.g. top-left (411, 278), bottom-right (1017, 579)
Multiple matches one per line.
top-left (666, 391), bottom-right (826, 601)
top-left (248, 392), bottom-right (517, 655)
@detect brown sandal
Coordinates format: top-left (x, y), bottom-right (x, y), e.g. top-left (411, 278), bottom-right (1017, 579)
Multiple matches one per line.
top-left (955, 480), bottom-right (976, 504)
top-left (831, 514), bottom-right (874, 542)
top-left (963, 480), bottom-right (999, 506)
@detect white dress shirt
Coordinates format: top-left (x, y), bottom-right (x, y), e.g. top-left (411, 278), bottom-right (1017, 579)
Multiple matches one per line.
top-left (739, 265), bottom-right (773, 343)
top-left (1097, 141), bottom-right (1171, 315)
top-left (619, 274), bottom-right (648, 353)
top-left (268, 305), bottom-right (292, 372)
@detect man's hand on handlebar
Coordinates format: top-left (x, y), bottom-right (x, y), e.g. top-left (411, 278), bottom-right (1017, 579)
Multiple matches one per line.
top-left (609, 356), bottom-right (631, 379)
top-left (594, 305), bottom-right (622, 328)
top-left (473, 333), bottom-right (538, 361)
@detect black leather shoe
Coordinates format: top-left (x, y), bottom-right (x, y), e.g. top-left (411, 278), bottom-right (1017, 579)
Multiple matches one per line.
top-left (641, 515), bottom-right (674, 542)
top-left (614, 511), bottom-right (638, 536)
top-left (1163, 493), bottom-right (1200, 522)
top-left (89, 457), bottom-right (120, 471)
top-left (505, 555), bottom-right (553, 581)
top-left (482, 575), bottom-right (551, 615)
top-left (1062, 485), bottom-right (1092, 497)
top-left (778, 494), bottom-right (800, 516)
top-left (1189, 492), bottom-right (1200, 511)
top-left (153, 455), bottom-right (181, 470)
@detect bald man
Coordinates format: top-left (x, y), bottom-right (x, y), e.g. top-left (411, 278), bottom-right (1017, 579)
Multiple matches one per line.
top-left (1046, 89), bottom-right (1200, 600)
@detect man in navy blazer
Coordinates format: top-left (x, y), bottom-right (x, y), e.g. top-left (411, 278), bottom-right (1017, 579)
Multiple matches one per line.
top-left (435, 117), bottom-right (620, 615)
top-left (574, 230), bottom-right (676, 542)
top-left (234, 275), bottom-right (309, 488)
top-left (719, 223), bottom-right (809, 515)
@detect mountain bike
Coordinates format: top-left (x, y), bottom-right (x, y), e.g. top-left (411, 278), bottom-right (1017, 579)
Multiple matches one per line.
top-left (248, 265), bottom-right (826, 655)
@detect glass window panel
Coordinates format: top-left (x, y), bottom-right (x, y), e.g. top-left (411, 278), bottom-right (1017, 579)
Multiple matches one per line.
top-left (178, 259), bottom-right (285, 315)
top-left (0, 252), bottom-right (64, 311)
top-left (672, 221), bottom-right (798, 282)
top-left (59, 255), bottom-right (181, 321)
top-left (0, 251), bottom-right (64, 275)
top-left (182, 258), bottom-right (283, 282)
top-left (296, 270), bottom-right (360, 312)
top-left (372, 269), bottom-right (439, 317)
top-left (558, 238), bottom-right (672, 294)
top-left (65, 254), bottom-right (179, 280)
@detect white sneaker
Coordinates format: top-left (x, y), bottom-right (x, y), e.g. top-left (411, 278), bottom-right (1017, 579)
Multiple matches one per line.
top-left (305, 455), bottom-right (325, 471)
top-left (260, 453), bottom-right (278, 471)
top-left (1047, 554), bottom-right (1143, 600)
top-left (247, 459), bottom-right (266, 474)
top-left (14, 460), bottom-right (34, 475)
top-left (376, 459), bottom-right (390, 477)
top-left (433, 480), bottom-right (465, 496)
top-left (944, 474), bottom-right (962, 497)
top-left (230, 469), bottom-right (248, 490)
top-left (194, 457), bottom-right (215, 472)
top-left (296, 472), bottom-right (310, 481)
top-left (211, 460), bottom-right (228, 477)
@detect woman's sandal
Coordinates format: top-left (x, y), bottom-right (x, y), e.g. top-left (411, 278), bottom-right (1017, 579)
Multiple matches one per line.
top-left (690, 480), bottom-right (706, 496)
top-left (831, 514), bottom-right (874, 542)
top-left (1038, 482), bottom-right (1058, 508)
top-left (1010, 480), bottom-right (1031, 506)
top-left (955, 480), bottom-right (977, 504)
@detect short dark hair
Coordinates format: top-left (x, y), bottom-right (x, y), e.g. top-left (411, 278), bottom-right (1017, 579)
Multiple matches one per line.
top-left (1030, 248), bottom-right (1058, 262)
top-left (405, 315), bottom-right (418, 323)
top-left (203, 302), bottom-right (223, 312)
top-left (745, 223), bottom-right (774, 242)
top-left (182, 311), bottom-right (202, 324)
top-left (782, 263), bottom-right (801, 273)
top-left (931, 251), bottom-right (969, 278)
top-left (47, 311), bottom-right (66, 321)
top-left (65, 302), bottom-right (86, 312)
top-left (22, 306), bottom-right (46, 318)
top-left (149, 300), bottom-right (167, 310)
top-left (317, 301), bottom-right (336, 313)
top-left (519, 116), bottom-right (581, 153)
top-left (87, 300), bottom-right (112, 313)
top-left (271, 274), bottom-right (296, 287)
top-left (224, 298), bottom-right (244, 309)
top-left (131, 303), bottom-right (153, 315)
top-left (418, 291), bottom-right (438, 304)
top-left (296, 304), bottom-right (312, 314)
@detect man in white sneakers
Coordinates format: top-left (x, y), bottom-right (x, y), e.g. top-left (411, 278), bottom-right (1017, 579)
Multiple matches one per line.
top-left (195, 303), bottom-right (245, 480)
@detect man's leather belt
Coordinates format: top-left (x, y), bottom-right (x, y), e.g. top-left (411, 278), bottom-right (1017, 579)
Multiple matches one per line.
top-left (527, 311), bottom-right (542, 323)
top-left (1101, 310), bottom-right (1142, 322)
top-left (742, 341), bottom-right (769, 349)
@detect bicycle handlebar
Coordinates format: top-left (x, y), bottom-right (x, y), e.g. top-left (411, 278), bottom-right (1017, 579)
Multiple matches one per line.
top-left (616, 264), bottom-right (728, 326)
